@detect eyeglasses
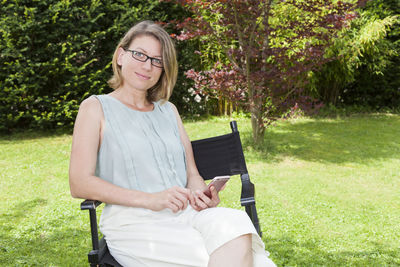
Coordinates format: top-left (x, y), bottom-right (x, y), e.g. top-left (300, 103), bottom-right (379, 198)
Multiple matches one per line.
top-left (124, 49), bottom-right (163, 68)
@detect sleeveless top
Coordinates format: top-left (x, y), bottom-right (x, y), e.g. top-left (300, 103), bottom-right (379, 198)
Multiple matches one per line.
top-left (94, 95), bottom-right (187, 193)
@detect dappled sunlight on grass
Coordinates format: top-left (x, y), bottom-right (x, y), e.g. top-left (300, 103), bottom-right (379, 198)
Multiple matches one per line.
top-left (1, 114), bottom-right (399, 265)
top-left (240, 114), bottom-right (400, 165)
top-left (187, 113), bottom-right (400, 266)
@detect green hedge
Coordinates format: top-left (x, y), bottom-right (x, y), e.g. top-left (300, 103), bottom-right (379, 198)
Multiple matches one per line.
top-left (0, 0), bottom-right (195, 132)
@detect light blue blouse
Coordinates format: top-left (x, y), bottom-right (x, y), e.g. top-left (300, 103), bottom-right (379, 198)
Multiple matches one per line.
top-left (94, 95), bottom-right (187, 193)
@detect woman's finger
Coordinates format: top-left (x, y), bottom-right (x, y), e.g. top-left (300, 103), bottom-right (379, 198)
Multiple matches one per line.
top-left (176, 193), bottom-right (188, 210)
top-left (194, 192), bottom-right (208, 209)
top-left (209, 185), bottom-right (220, 206)
top-left (167, 201), bottom-right (179, 213)
top-left (188, 190), bottom-right (196, 208)
top-left (196, 199), bottom-right (208, 210)
top-left (171, 194), bottom-right (186, 210)
top-left (195, 190), bottom-right (211, 208)
top-left (169, 187), bottom-right (190, 210)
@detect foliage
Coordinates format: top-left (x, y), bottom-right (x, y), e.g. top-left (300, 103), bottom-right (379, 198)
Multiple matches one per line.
top-left (0, 0), bottom-right (192, 133)
top-left (2, 115), bottom-right (400, 265)
top-left (164, 0), bottom-right (364, 143)
top-left (169, 38), bottom-right (211, 117)
top-left (310, 0), bottom-right (400, 107)
top-left (176, 2), bottom-right (234, 116)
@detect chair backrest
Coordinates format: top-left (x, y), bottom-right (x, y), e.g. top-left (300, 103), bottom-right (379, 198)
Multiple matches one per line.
top-left (191, 121), bottom-right (248, 180)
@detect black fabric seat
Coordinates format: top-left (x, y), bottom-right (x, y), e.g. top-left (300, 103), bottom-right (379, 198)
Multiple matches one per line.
top-left (80, 120), bottom-right (261, 266)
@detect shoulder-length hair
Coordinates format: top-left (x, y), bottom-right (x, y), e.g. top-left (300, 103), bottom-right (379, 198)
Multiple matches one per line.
top-left (108, 21), bottom-right (178, 103)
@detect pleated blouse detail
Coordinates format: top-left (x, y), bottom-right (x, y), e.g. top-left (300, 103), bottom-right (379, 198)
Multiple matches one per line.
top-left (94, 95), bottom-right (187, 193)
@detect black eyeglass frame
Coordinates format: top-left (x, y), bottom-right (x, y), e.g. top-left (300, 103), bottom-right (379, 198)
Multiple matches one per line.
top-left (123, 48), bottom-right (163, 68)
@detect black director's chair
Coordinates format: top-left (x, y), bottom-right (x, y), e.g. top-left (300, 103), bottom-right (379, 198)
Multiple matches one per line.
top-left (80, 120), bottom-right (262, 266)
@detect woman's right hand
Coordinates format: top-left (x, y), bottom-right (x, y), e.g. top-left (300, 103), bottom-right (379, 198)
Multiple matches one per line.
top-left (147, 186), bottom-right (195, 213)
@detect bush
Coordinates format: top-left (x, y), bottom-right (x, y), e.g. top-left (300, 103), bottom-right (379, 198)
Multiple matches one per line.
top-left (0, 0), bottom-right (196, 133)
top-left (310, 0), bottom-right (400, 108)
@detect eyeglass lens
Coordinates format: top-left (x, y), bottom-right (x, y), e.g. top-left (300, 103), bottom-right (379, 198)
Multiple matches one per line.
top-left (127, 49), bottom-right (163, 68)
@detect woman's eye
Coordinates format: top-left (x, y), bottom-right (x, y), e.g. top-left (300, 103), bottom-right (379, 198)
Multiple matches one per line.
top-left (153, 59), bottom-right (162, 65)
top-left (133, 51), bottom-right (144, 57)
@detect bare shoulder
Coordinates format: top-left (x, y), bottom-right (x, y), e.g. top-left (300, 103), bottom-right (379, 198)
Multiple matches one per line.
top-left (80, 96), bottom-right (101, 111)
top-left (78, 96), bottom-right (103, 120)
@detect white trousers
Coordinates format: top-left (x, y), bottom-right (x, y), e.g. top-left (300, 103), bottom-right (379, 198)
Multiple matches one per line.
top-left (100, 205), bottom-right (276, 267)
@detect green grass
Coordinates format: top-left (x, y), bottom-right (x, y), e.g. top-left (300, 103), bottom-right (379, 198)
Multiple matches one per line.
top-left (1, 114), bottom-right (400, 266)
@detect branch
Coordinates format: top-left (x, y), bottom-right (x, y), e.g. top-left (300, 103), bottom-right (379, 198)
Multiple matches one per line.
top-left (225, 51), bottom-right (243, 72)
top-left (261, 0), bottom-right (273, 73)
top-left (232, 1), bottom-right (246, 50)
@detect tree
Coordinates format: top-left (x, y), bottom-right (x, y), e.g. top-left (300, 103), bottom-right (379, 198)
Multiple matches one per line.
top-left (165, 0), bottom-right (366, 143)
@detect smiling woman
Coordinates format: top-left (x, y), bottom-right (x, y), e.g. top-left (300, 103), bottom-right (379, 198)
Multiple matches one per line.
top-left (68, 20), bottom-right (276, 267)
top-left (107, 21), bottom-right (178, 105)
top-left (114, 34), bottom-right (164, 108)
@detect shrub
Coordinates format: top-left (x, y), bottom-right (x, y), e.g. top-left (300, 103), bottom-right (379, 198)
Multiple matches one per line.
top-left (0, 0), bottom-right (194, 132)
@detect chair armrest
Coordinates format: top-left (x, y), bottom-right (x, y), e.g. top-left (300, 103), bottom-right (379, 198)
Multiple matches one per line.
top-left (240, 174), bottom-right (255, 206)
top-left (81, 199), bottom-right (102, 210)
top-left (80, 199), bottom-right (103, 262)
top-left (239, 173), bottom-right (262, 237)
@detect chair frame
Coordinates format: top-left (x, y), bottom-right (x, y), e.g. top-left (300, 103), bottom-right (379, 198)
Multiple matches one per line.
top-left (80, 120), bottom-right (261, 266)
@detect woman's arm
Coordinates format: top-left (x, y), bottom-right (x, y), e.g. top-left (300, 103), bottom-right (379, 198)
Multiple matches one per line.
top-left (69, 97), bottom-right (191, 212)
top-left (169, 102), bottom-right (220, 210)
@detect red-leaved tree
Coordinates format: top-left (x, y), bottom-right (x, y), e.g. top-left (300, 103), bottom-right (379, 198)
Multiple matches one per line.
top-left (165, 0), bottom-right (367, 143)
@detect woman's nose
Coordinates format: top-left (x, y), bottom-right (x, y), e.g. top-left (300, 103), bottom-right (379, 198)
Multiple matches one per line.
top-left (142, 58), bottom-right (152, 70)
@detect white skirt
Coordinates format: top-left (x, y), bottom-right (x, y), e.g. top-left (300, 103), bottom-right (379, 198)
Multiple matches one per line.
top-left (100, 204), bottom-right (276, 267)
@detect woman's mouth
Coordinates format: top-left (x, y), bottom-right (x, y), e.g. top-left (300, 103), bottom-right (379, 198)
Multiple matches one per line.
top-left (135, 72), bottom-right (150, 80)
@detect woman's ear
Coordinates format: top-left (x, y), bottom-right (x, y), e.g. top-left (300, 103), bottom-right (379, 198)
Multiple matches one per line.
top-left (116, 47), bottom-right (125, 66)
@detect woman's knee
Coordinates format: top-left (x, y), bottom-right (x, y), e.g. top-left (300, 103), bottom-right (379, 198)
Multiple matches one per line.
top-left (236, 233), bottom-right (252, 248)
top-left (209, 234), bottom-right (253, 267)
top-left (219, 207), bottom-right (251, 222)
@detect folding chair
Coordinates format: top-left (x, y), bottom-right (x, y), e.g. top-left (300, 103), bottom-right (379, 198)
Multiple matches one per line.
top-left (80, 120), bottom-right (262, 266)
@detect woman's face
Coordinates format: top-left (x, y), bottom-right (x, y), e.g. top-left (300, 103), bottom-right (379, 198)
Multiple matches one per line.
top-left (117, 35), bottom-right (163, 93)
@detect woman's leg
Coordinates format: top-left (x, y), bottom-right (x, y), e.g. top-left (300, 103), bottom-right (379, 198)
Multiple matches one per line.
top-left (101, 206), bottom-right (209, 267)
top-left (208, 234), bottom-right (253, 267)
top-left (186, 207), bottom-right (276, 267)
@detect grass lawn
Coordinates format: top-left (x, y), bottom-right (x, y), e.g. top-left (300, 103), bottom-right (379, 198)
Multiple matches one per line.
top-left (1, 114), bottom-right (400, 266)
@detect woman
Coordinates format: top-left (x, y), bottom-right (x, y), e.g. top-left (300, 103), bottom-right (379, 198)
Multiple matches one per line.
top-left (69, 20), bottom-right (276, 267)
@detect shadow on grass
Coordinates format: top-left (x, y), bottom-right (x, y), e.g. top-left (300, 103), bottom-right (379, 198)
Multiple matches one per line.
top-left (241, 114), bottom-right (400, 165)
top-left (266, 236), bottom-right (400, 266)
top-left (0, 227), bottom-right (89, 266)
top-left (0, 199), bottom-right (48, 227)
top-left (0, 198), bottom-right (90, 266)
top-left (0, 127), bottom-right (72, 142)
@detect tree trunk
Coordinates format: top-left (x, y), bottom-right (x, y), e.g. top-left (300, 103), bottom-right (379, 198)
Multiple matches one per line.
top-left (250, 90), bottom-right (265, 144)
top-left (224, 99), bottom-right (228, 116)
top-left (247, 0), bottom-right (271, 145)
top-left (218, 95), bottom-right (223, 115)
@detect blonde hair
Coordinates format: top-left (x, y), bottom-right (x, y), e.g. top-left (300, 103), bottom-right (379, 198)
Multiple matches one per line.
top-left (108, 21), bottom-right (178, 102)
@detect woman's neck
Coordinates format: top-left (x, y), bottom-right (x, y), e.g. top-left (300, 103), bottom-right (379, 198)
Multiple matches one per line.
top-left (110, 88), bottom-right (152, 111)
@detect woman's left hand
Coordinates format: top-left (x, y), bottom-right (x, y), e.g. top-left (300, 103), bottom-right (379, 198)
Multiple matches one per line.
top-left (192, 185), bottom-right (220, 211)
